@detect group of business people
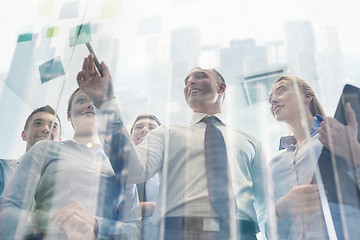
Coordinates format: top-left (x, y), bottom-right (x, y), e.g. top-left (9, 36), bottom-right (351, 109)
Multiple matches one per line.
top-left (0, 53), bottom-right (359, 240)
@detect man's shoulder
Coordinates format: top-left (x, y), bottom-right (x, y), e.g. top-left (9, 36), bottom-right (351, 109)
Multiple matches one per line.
top-left (32, 139), bottom-right (63, 148)
top-left (231, 127), bottom-right (261, 144)
top-left (0, 159), bottom-right (18, 179)
top-left (149, 124), bottom-right (191, 134)
top-left (25, 140), bottom-right (65, 157)
top-left (0, 158), bottom-right (17, 167)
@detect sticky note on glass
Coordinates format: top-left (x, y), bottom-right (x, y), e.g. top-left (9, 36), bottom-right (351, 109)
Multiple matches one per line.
top-left (101, 0), bottom-right (122, 19)
top-left (37, 0), bottom-right (54, 16)
top-left (69, 23), bottom-right (92, 47)
top-left (46, 26), bottom-right (60, 38)
top-left (38, 56), bottom-right (65, 84)
top-left (17, 33), bottom-right (33, 42)
top-left (59, 0), bottom-right (79, 19)
top-left (137, 15), bottom-right (162, 37)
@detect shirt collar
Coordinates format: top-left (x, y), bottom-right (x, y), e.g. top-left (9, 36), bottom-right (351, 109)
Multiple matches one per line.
top-left (191, 112), bottom-right (225, 125)
top-left (310, 114), bottom-right (324, 137)
top-left (279, 114), bottom-right (324, 150)
top-left (69, 138), bottom-right (102, 149)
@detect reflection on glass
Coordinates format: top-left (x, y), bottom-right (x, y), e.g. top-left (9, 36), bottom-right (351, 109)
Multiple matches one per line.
top-left (0, 0), bottom-right (359, 239)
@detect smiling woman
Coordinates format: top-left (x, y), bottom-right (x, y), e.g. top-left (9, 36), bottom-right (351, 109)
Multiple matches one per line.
top-left (269, 75), bottom-right (325, 125)
top-left (266, 75), bottom-right (330, 239)
top-left (67, 88), bottom-right (99, 144)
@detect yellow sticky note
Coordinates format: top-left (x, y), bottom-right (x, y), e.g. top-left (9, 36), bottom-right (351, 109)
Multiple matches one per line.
top-left (37, 0), bottom-right (54, 16)
top-left (46, 26), bottom-right (60, 38)
top-left (101, 0), bottom-right (122, 19)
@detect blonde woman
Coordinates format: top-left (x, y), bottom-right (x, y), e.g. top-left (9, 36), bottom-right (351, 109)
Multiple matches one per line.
top-left (267, 75), bottom-right (328, 239)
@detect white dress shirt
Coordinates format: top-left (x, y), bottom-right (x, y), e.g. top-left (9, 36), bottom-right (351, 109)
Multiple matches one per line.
top-left (96, 98), bottom-right (267, 233)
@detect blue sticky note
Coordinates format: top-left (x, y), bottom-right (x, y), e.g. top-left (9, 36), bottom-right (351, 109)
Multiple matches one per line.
top-left (17, 33), bottom-right (33, 42)
top-left (69, 23), bottom-right (92, 47)
top-left (59, 0), bottom-right (79, 19)
top-left (38, 56), bottom-right (65, 84)
top-left (137, 15), bottom-right (162, 37)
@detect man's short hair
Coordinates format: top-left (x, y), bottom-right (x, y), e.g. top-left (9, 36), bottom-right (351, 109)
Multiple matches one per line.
top-left (212, 68), bottom-right (226, 102)
top-left (130, 114), bottom-right (161, 134)
top-left (187, 67), bottom-right (226, 102)
top-left (212, 68), bottom-right (225, 83)
top-left (188, 67), bottom-right (225, 84)
top-left (24, 105), bottom-right (62, 136)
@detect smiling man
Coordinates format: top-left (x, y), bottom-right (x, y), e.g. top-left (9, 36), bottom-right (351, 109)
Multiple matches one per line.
top-left (22, 105), bottom-right (61, 152)
top-left (77, 54), bottom-right (266, 240)
top-left (131, 115), bottom-right (160, 146)
top-left (0, 105), bottom-right (61, 196)
top-left (130, 114), bottom-right (161, 240)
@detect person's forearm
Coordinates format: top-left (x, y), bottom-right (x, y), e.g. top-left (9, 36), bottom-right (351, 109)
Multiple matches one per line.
top-left (95, 97), bottom-right (146, 184)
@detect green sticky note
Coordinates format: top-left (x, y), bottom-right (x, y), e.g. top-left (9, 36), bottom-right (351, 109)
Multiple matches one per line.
top-left (17, 33), bottom-right (33, 42)
top-left (37, 0), bottom-right (54, 16)
top-left (101, 0), bottom-right (122, 19)
top-left (69, 23), bottom-right (92, 47)
top-left (46, 26), bottom-right (60, 38)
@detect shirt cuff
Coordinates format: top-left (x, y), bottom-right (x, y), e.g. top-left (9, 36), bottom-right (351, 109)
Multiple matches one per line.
top-left (94, 97), bottom-right (123, 139)
top-left (96, 216), bottom-right (141, 240)
top-left (95, 97), bottom-right (122, 119)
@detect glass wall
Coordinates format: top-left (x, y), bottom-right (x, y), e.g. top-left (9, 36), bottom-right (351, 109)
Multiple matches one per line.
top-left (1, 0), bottom-right (359, 239)
top-left (0, 0), bottom-right (360, 158)
top-left (1, 0), bottom-right (359, 159)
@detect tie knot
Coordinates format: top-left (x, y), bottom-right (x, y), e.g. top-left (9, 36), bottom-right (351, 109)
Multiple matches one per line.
top-left (202, 116), bottom-right (219, 126)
